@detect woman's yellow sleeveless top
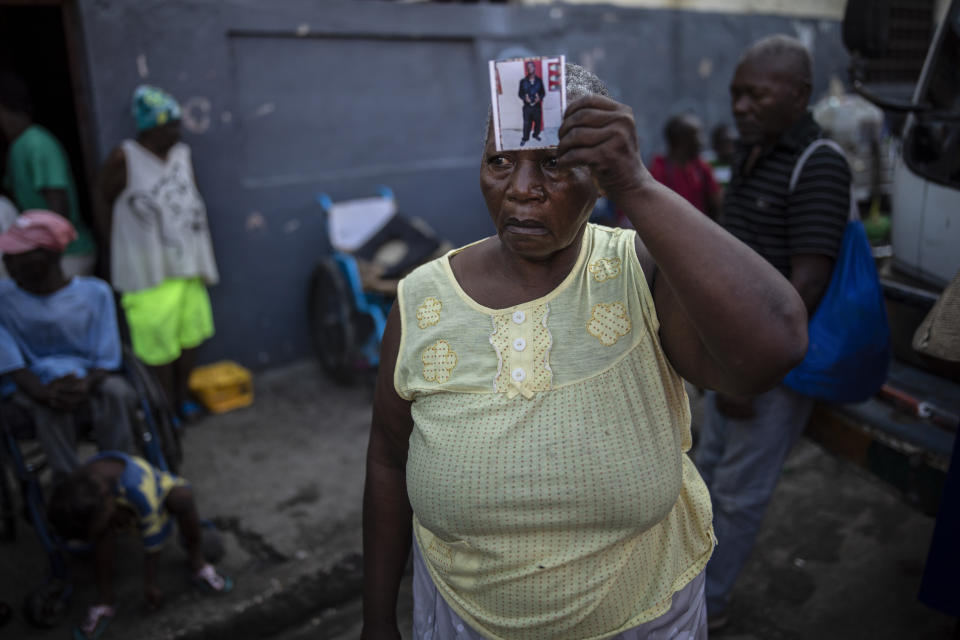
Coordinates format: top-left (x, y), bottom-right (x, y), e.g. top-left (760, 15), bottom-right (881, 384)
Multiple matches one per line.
top-left (395, 223), bottom-right (714, 640)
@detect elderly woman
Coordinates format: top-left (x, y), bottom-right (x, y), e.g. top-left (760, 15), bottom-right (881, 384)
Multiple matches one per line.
top-left (362, 66), bottom-right (807, 639)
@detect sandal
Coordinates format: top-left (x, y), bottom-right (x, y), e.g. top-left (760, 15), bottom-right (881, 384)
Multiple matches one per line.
top-left (73, 604), bottom-right (115, 640)
top-left (192, 564), bottom-right (234, 594)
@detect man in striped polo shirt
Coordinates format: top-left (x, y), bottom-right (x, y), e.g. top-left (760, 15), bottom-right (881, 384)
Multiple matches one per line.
top-left (693, 35), bottom-right (851, 630)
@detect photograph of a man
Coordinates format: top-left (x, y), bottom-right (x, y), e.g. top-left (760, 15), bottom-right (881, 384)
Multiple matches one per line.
top-left (518, 60), bottom-right (546, 146)
top-left (489, 56), bottom-right (565, 151)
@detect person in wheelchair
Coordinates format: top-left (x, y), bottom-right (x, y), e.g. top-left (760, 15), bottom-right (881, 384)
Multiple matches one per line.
top-left (47, 451), bottom-right (233, 639)
top-left (0, 211), bottom-right (138, 479)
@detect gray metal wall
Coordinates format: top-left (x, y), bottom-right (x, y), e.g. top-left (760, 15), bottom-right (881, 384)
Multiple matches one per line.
top-left (77, 0), bottom-right (848, 369)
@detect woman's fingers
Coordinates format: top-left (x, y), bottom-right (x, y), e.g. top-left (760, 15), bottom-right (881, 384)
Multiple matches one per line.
top-left (561, 96), bottom-right (635, 132)
top-left (558, 97), bottom-right (644, 195)
top-left (557, 127), bottom-right (618, 155)
top-left (559, 98), bottom-right (638, 161)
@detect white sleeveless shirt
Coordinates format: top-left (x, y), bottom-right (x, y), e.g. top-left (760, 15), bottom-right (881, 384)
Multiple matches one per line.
top-left (110, 140), bottom-right (219, 292)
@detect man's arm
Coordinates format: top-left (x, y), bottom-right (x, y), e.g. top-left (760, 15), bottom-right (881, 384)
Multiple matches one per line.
top-left (786, 146), bottom-right (851, 313)
top-left (558, 97), bottom-right (807, 395)
top-left (38, 188), bottom-right (70, 219)
top-left (9, 369), bottom-right (88, 411)
top-left (361, 304), bottom-right (414, 640)
top-left (9, 368), bottom-right (51, 404)
top-left (790, 254), bottom-right (833, 313)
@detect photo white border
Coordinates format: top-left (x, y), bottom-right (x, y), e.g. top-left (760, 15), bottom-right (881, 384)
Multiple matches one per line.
top-left (488, 59), bottom-right (503, 151)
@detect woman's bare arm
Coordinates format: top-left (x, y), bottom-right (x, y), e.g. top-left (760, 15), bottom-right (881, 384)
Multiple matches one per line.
top-left (93, 147), bottom-right (127, 254)
top-left (558, 96), bottom-right (807, 394)
top-left (361, 304), bottom-right (414, 639)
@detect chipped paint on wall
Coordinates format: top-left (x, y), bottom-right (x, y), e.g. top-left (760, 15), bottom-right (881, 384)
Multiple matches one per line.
top-left (253, 102), bottom-right (276, 118)
top-left (182, 96), bottom-right (212, 134)
top-left (136, 53), bottom-right (149, 78)
top-left (245, 212), bottom-right (266, 231)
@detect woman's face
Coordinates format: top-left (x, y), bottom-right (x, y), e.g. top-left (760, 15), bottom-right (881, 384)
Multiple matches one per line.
top-left (480, 132), bottom-right (598, 261)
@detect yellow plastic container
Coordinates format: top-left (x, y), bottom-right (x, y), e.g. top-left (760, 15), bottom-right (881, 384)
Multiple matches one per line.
top-left (187, 361), bottom-right (254, 414)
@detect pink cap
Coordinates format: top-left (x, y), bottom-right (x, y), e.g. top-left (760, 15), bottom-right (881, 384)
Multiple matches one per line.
top-left (0, 210), bottom-right (77, 255)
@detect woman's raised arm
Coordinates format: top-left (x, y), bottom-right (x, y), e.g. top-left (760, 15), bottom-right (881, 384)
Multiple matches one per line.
top-left (557, 96), bottom-right (807, 394)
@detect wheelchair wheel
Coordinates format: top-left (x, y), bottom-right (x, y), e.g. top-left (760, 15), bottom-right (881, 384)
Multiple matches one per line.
top-left (156, 408), bottom-right (183, 475)
top-left (308, 258), bottom-right (357, 383)
top-left (0, 459), bottom-right (15, 543)
top-left (22, 579), bottom-right (71, 629)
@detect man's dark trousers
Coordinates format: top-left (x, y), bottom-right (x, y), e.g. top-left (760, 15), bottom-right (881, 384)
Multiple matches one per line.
top-left (521, 104), bottom-right (542, 142)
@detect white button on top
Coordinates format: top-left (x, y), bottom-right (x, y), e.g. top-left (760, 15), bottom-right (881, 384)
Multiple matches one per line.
top-left (512, 310), bottom-right (526, 324)
top-left (511, 367), bottom-right (526, 382)
top-left (513, 337), bottom-right (527, 352)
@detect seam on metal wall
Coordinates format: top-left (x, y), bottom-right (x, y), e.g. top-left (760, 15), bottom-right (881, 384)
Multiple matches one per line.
top-left (519, 0), bottom-right (844, 20)
top-left (228, 29), bottom-right (476, 43)
top-left (242, 156), bottom-right (479, 190)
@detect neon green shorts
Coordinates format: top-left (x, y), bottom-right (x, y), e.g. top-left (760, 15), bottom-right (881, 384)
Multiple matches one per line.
top-left (122, 277), bottom-right (215, 366)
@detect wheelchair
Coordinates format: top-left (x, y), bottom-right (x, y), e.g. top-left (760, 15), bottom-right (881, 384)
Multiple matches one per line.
top-left (0, 344), bottom-right (183, 629)
top-left (309, 187), bottom-right (447, 383)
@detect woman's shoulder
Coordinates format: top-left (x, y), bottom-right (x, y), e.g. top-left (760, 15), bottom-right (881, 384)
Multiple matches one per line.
top-left (586, 223), bottom-right (637, 258)
top-left (402, 237), bottom-right (491, 289)
top-left (447, 235), bottom-right (494, 277)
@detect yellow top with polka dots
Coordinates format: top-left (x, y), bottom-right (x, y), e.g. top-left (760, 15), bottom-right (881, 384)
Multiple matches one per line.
top-left (394, 223), bottom-right (715, 640)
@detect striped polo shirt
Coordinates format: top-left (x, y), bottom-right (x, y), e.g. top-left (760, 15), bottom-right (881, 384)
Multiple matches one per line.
top-left (721, 113), bottom-right (850, 277)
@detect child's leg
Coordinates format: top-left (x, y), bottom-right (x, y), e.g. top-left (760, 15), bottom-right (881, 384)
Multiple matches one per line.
top-left (94, 531), bottom-right (117, 606)
top-left (143, 550), bottom-right (164, 609)
top-left (164, 486), bottom-right (203, 572)
top-left (165, 486), bottom-right (233, 594)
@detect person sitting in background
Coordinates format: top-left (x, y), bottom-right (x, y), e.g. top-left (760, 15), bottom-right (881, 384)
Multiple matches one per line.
top-left (0, 71), bottom-right (97, 277)
top-left (650, 113), bottom-right (722, 219)
top-left (96, 85), bottom-right (219, 420)
top-left (48, 450), bottom-right (233, 639)
top-left (0, 211), bottom-right (137, 478)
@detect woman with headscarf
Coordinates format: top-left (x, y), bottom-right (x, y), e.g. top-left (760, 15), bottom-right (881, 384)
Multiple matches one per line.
top-left (95, 86), bottom-right (219, 421)
top-left (362, 65), bottom-right (808, 639)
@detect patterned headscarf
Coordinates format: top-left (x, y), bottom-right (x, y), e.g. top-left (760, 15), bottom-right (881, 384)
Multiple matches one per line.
top-left (132, 85), bottom-right (181, 132)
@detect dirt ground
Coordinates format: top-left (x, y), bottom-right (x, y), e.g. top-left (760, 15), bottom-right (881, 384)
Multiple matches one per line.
top-left (0, 362), bottom-right (954, 639)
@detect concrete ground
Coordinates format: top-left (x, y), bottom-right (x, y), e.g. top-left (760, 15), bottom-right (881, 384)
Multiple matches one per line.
top-left (0, 362), bottom-right (955, 639)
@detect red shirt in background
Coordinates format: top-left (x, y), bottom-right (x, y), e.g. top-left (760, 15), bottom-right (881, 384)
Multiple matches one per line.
top-left (649, 155), bottom-right (720, 216)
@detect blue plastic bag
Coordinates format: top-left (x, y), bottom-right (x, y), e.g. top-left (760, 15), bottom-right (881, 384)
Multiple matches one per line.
top-left (783, 219), bottom-right (891, 403)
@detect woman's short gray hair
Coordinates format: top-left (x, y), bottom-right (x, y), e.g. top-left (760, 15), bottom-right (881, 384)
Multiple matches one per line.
top-left (483, 62), bottom-right (610, 146)
top-left (565, 63), bottom-right (610, 101)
